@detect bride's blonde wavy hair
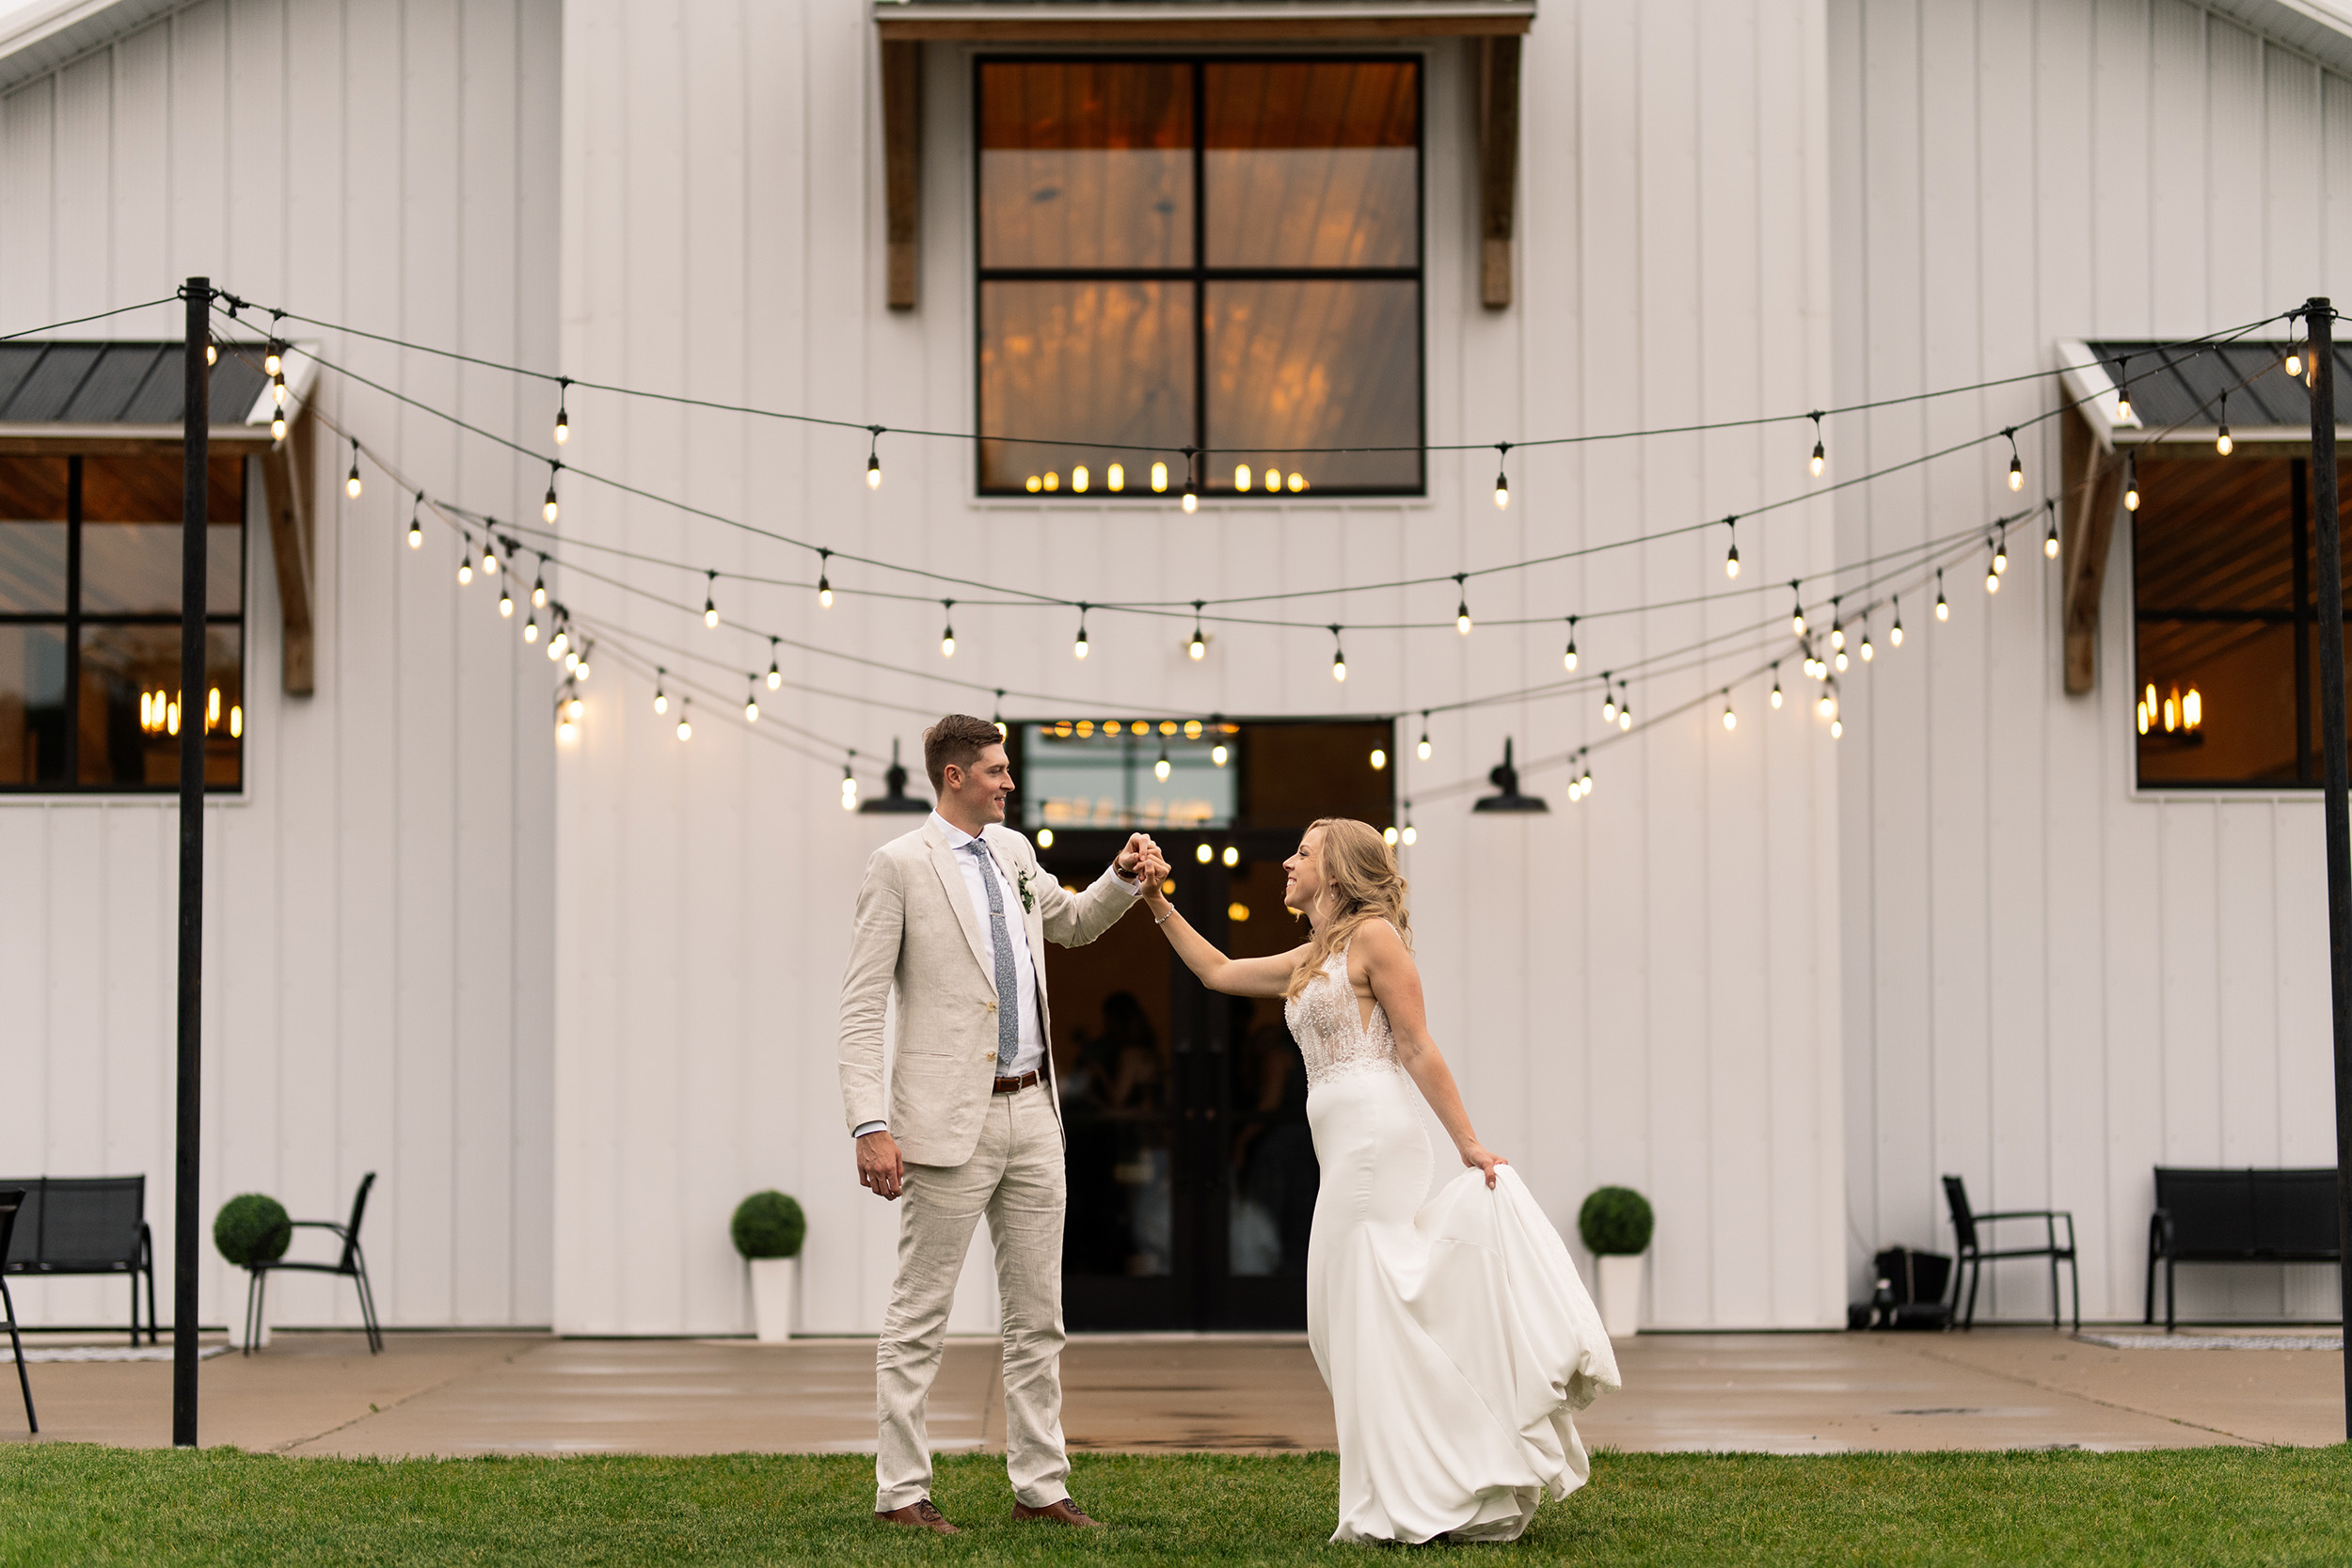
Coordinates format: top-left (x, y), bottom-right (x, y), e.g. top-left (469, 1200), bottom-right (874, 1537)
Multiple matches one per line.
top-left (1282, 817), bottom-right (1413, 1001)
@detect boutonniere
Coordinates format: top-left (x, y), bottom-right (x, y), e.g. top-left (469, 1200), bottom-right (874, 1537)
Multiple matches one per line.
top-left (1014, 863), bottom-right (1037, 913)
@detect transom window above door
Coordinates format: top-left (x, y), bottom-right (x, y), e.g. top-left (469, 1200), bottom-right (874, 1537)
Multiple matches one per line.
top-left (976, 56), bottom-right (1424, 499)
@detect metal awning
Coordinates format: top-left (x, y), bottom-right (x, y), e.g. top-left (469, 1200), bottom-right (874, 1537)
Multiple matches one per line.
top-left (0, 340), bottom-right (282, 452)
top-left (2061, 337), bottom-right (2349, 457)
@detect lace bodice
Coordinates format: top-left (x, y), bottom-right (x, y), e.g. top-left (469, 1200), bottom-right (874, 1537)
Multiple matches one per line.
top-left (1284, 939), bottom-right (1406, 1090)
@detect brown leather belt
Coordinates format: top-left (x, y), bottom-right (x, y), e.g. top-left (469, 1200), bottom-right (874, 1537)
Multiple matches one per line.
top-left (993, 1070), bottom-right (1041, 1095)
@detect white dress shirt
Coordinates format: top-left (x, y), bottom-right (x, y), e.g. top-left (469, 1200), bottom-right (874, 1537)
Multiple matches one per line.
top-left (852, 816), bottom-right (1141, 1140)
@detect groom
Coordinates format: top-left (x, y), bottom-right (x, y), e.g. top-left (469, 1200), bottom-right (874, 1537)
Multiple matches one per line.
top-left (838, 713), bottom-right (1167, 1534)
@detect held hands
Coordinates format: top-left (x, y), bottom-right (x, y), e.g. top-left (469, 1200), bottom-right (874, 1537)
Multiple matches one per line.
top-left (1460, 1142), bottom-right (1509, 1190)
top-left (856, 1129), bottom-right (905, 1201)
top-left (1114, 832), bottom-right (1163, 882)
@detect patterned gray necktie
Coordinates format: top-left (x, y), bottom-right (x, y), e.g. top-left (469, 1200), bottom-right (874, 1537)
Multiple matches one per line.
top-left (968, 840), bottom-right (1021, 1072)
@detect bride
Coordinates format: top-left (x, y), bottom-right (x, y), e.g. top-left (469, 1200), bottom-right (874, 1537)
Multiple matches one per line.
top-left (1141, 817), bottom-right (1620, 1544)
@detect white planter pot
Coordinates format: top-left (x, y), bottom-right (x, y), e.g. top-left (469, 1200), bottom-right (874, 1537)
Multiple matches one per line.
top-left (749, 1256), bottom-right (798, 1342)
top-left (1596, 1253), bottom-right (1645, 1339)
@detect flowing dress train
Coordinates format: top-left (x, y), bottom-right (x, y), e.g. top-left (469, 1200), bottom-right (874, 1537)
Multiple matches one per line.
top-left (1290, 937), bottom-right (1621, 1544)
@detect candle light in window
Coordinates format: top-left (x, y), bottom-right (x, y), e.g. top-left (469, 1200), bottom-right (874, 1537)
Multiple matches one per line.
top-left (1288, 472), bottom-right (1304, 492)
top-left (1234, 464), bottom-right (1251, 492)
top-left (1152, 461), bottom-right (1168, 493)
top-left (1263, 467), bottom-right (1279, 493)
top-left (2163, 689), bottom-right (2178, 732)
top-left (208, 688), bottom-right (221, 727)
top-left (1108, 463), bottom-right (1124, 491)
top-left (230, 705), bottom-right (242, 738)
top-left (1184, 720), bottom-right (1201, 739)
top-left (1104, 721), bottom-right (1122, 735)
top-left (167, 700), bottom-right (180, 736)
top-left (1073, 466), bottom-right (1089, 493)
top-left (1043, 471), bottom-right (1059, 491)
top-left (2185, 687), bottom-right (2202, 729)
top-left (1026, 475), bottom-right (1041, 493)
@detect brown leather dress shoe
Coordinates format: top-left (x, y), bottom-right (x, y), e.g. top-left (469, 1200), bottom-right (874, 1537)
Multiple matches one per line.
top-left (875, 1498), bottom-right (959, 1534)
top-left (1013, 1497), bottom-right (1104, 1528)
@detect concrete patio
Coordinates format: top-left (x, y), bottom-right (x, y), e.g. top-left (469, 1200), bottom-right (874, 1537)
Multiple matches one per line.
top-left (2, 1328), bottom-right (2340, 1456)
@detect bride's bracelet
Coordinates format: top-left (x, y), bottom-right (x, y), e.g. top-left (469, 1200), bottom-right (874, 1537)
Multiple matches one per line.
top-left (1151, 903), bottom-right (1175, 926)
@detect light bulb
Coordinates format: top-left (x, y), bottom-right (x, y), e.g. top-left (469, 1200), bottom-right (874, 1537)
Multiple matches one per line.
top-left (532, 574), bottom-right (548, 608)
top-left (1830, 623), bottom-right (1844, 651)
top-left (1152, 461), bottom-right (1168, 493)
top-left (1986, 568), bottom-right (2000, 594)
top-left (2046, 522), bottom-right (2060, 559)
top-left (1859, 634), bottom-right (1872, 661)
top-left (1831, 718), bottom-right (1843, 738)
top-left (2125, 481), bottom-right (2140, 512)
top-left (1725, 525), bottom-right (1740, 577)
top-left (272, 371), bottom-right (287, 407)
top-left (1723, 703), bottom-right (1737, 731)
top-left (1211, 742), bottom-right (1229, 767)
top-left (2185, 688), bottom-right (2202, 728)
top-left (1183, 488), bottom-right (1198, 514)
top-left (568, 696), bottom-right (582, 721)
top-left (554, 402), bottom-right (568, 445)
top-left (264, 341), bottom-right (282, 376)
top-left (1108, 463), bottom-right (1124, 491)
top-left (704, 596), bottom-right (719, 629)
top-left (1073, 465), bottom-right (1089, 493)
top-left (346, 462), bottom-right (362, 499)
top-left (1564, 641), bottom-right (1578, 672)
top-left (1494, 471), bottom-right (1510, 510)
top-left (484, 544), bottom-right (499, 576)
top-left (2009, 454), bottom-right (2024, 491)
top-left (1234, 464), bottom-right (1251, 492)
top-left (1370, 747), bottom-right (1387, 769)
top-left (1581, 768), bottom-right (1593, 795)
top-left (767, 649), bottom-right (781, 689)
top-left (1417, 734), bottom-right (1431, 762)
top-left (1890, 618), bottom-right (1903, 647)
top-left (1384, 826), bottom-right (1398, 846)
top-left (1038, 829), bottom-right (1055, 848)
top-left (818, 578), bottom-right (833, 608)
top-left (204, 340), bottom-right (217, 368)
top-left (866, 452), bottom-right (882, 488)
top-left (1456, 603), bottom-right (1472, 635)
top-left (230, 705), bottom-right (243, 737)
top-left (524, 616), bottom-right (539, 643)
top-left (499, 589), bottom-right (514, 618)
top-left (557, 715), bottom-right (575, 740)
top-left (1603, 692), bottom-right (1617, 723)
top-left (654, 690), bottom-right (668, 715)
top-left (1073, 615), bottom-right (1089, 659)
top-left (1619, 707), bottom-right (1632, 732)
top-left (458, 557), bottom-right (472, 585)
top-left (1401, 823), bottom-right (1417, 846)
top-left (1288, 472), bottom-right (1305, 492)
top-left (270, 412), bottom-right (287, 441)
top-left (745, 698), bottom-right (760, 721)
top-left (941, 631), bottom-right (956, 657)
top-left (2288, 347), bottom-right (2305, 377)
top-left (1332, 657), bottom-right (1346, 682)
top-left (1188, 628), bottom-right (1205, 660)
top-left (408, 519), bottom-right (422, 549)
top-left (1819, 692), bottom-right (1836, 719)
top-left (1810, 440), bottom-right (1825, 478)
top-left (1792, 591), bottom-right (1807, 637)
top-left (1835, 649), bottom-right (1849, 672)
top-left (677, 714), bottom-right (692, 740)
top-left (1222, 845), bottom-right (1239, 867)
top-left (550, 628), bottom-right (568, 657)
top-left (575, 654), bottom-right (590, 680)
top-left (1155, 752), bottom-right (1171, 782)
top-left (1994, 542), bottom-right (2009, 575)
top-left (1264, 467), bottom-right (1280, 493)
top-left (1771, 678), bottom-right (1784, 709)
top-left (543, 485), bottom-right (559, 525)
top-left (1196, 842), bottom-right (1214, 863)
top-left (2116, 388), bottom-right (2133, 422)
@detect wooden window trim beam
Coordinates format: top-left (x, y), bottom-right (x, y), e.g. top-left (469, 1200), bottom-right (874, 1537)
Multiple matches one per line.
top-left (259, 405), bottom-right (317, 696)
top-left (883, 40), bottom-right (922, 310)
top-left (1478, 35), bottom-right (1518, 309)
top-left (873, 4), bottom-right (1534, 41)
top-left (2059, 402), bottom-right (2121, 696)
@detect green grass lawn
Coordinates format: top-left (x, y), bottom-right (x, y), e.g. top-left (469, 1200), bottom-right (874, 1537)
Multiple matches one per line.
top-left (1, 1446), bottom-right (2347, 1566)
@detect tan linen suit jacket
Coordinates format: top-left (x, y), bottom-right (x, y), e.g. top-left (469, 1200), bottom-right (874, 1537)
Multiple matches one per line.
top-left (838, 817), bottom-right (1137, 1167)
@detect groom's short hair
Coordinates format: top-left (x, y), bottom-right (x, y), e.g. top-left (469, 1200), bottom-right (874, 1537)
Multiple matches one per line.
top-left (923, 714), bottom-right (1003, 791)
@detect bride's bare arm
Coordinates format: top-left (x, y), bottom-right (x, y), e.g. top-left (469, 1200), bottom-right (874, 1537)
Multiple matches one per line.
top-left (1142, 883), bottom-right (1307, 997)
top-left (1356, 920), bottom-right (1506, 1187)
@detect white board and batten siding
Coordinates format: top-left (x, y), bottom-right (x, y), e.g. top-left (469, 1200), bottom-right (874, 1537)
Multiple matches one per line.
top-left (1832, 0), bottom-right (2344, 1322)
top-left (0, 0), bottom-right (563, 1332)
top-left (551, 0), bottom-right (1848, 1336)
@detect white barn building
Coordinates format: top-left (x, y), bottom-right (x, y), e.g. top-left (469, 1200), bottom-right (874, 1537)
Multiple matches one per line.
top-left (0, 0), bottom-right (2343, 1340)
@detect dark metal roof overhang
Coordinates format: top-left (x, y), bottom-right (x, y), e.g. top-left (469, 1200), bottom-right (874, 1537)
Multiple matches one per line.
top-left (0, 340), bottom-right (322, 695)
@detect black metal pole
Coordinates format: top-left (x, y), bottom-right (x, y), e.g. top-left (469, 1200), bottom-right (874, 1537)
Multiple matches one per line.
top-left (173, 278), bottom-right (210, 1449)
top-left (2306, 296), bottom-right (2352, 1443)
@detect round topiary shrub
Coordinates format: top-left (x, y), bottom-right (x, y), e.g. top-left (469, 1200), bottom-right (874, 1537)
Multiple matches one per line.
top-left (213, 1194), bottom-right (293, 1268)
top-left (1578, 1185), bottom-right (1654, 1256)
top-left (731, 1191), bottom-right (806, 1260)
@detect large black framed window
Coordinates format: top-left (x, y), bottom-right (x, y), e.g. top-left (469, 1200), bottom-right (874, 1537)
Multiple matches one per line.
top-left (2132, 453), bottom-right (2351, 788)
top-left (0, 453), bottom-right (246, 791)
top-left (976, 56), bottom-right (1425, 499)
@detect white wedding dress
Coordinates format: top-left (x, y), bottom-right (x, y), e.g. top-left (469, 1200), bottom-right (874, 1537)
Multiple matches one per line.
top-left (1290, 934), bottom-right (1621, 1544)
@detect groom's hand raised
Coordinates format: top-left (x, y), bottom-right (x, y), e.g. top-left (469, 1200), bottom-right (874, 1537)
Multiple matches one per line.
top-left (1114, 832), bottom-right (1160, 881)
top-left (857, 1129), bottom-right (905, 1201)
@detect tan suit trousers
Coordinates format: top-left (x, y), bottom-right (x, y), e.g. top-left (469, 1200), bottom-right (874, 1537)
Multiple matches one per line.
top-left (876, 1082), bottom-right (1068, 1512)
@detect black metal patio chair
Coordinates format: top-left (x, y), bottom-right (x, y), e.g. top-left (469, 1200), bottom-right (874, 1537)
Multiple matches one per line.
top-left (0, 1190), bottom-right (36, 1433)
top-left (1943, 1174), bottom-right (2080, 1332)
top-left (242, 1173), bottom-right (382, 1354)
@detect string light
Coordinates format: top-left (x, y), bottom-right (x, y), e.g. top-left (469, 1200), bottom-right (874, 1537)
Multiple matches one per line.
top-left (1831, 717), bottom-right (1843, 738)
top-left (1580, 762), bottom-right (1593, 797)
top-left (458, 535), bottom-right (473, 585)
top-left (1418, 712), bottom-right (1432, 761)
top-left (407, 492), bottom-right (423, 548)
top-left (704, 570), bottom-right (720, 628)
top-left (1182, 448), bottom-right (1199, 514)
top-left (2287, 327), bottom-right (2304, 378)
top-left (575, 641), bottom-right (592, 680)
top-left (1108, 463), bottom-right (1124, 491)
top-left (543, 463), bottom-right (560, 525)
top-left (1722, 692), bottom-right (1737, 730)
top-left (270, 405), bottom-right (287, 442)
top-left (1370, 746), bottom-right (1387, 770)
top-left (1618, 689), bottom-right (1633, 731)
top-left (939, 600), bottom-right (956, 657)
top-left (841, 758), bottom-right (859, 811)
top-left (1329, 626), bottom-right (1347, 683)
top-left (345, 439), bottom-right (362, 499)
top-left (523, 610), bottom-right (539, 643)
top-left (1189, 602), bottom-right (1206, 660)
top-left (1211, 737), bottom-right (1230, 767)
top-left (2005, 427), bottom-right (2024, 491)
top-left (1790, 582), bottom-right (1807, 636)
top-left (2216, 391), bottom-right (2233, 455)
top-left (499, 581), bottom-right (515, 618)
top-left (1890, 598), bottom-right (1903, 647)
top-left (1563, 615), bottom-right (1580, 672)
top-left (866, 426), bottom-right (884, 489)
top-left (532, 562), bottom-right (548, 609)
top-left (1221, 844), bottom-right (1240, 867)
top-left (1602, 679), bottom-right (1617, 724)
top-left (205, 340), bottom-right (217, 367)
top-left (744, 678), bottom-right (760, 723)
top-left (1809, 411), bottom-right (1826, 478)
top-left (1935, 569), bottom-right (1949, 621)
top-left (262, 338), bottom-right (280, 376)
top-left (1493, 442), bottom-right (1511, 510)
top-left (1724, 516), bottom-right (1740, 578)
top-left (1234, 462), bottom-right (1251, 492)
top-left (1073, 604), bottom-right (1089, 659)
top-left (1771, 665), bottom-right (1784, 708)
top-left (483, 538), bottom-right (500, 577)
top-left (816, 548), bottom-right (834, 608)
top-left (1197, 842), bottom-right (1213, 863)
top-left (1152, 460), bottom-right (1168, 493)
top-left (554, 377), bottom-right (569, 444)
top-left (1993, 528), bottom-right (2009, 576)
top-left (1858, 619), bottom-right (1873, 661)
top-left (1834, 642), bottom-right (1848, 673)
top-left (1454, 574), bottom-right (1472, 635)
top-left (654, 670), bottom-right (669, 715)
top-left (994, 691), bottom-right (1008, 738)
top-left (2115, 356), bottom-right (2134, 422)
top-left (271, 367), bottom-right (288, 407)
top-left (1829, 600), bottom-right (1845, 651)
top-left (1400, 800), bottom-right (1417, 846)
top-left (2044, 499), bottom-right (2060, 560)
top-left (549, 624), bottom-right (569, 659)
top-left (676, 696), bottom-right (692, 741)
top-left (1155, 743), bottom-right (1171, 782)
top-left (1818, 689), bottom-right (1836, 719)
top-left (2124, 450), bottom-right (2140, 512)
